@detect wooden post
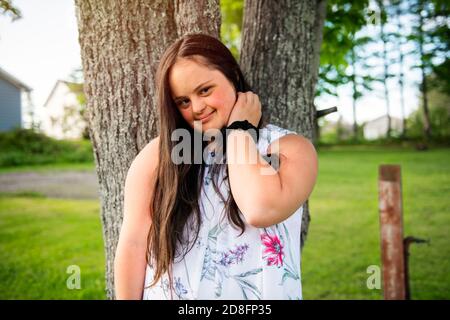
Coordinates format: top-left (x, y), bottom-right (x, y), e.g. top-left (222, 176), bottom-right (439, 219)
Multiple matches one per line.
top-left (378, 165), bottom-right (406, 300)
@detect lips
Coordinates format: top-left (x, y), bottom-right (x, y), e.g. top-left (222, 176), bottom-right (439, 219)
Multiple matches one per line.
top-left (197, 111), bottom-right (215, 122)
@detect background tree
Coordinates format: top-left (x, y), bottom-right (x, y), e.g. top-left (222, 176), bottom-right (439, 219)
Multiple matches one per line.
top-left (0, 0), bottom-right (21, 21)
top-left (389, 0), bottom-right (409, 137)
top-left (422, 0), bottom-right (449, 96)
top-left (412, 0), bottom-right (432, 140)
top-left (220, 0), bottom-right (377, 143)
top-left (375, 0), bottom-right (393, 138)
top-left (75, 0), bottom-right (221, 299)
top-left (407, 74), bottom-right (450, 142)
top-left (348, 34), bottom-right (376, 140)
top-left (316, 0), bottom-right (370, 97)
top-left (316, 0), bottom-right (372, 140)
top-left (240, 0), bottom-right (327, 248)
top-left (407, 0), bottom-right (449, 141)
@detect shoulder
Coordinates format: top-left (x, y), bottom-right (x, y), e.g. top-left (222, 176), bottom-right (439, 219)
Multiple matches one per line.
top-left (267, 132), bottom-right (318, 190)
top-left (266, 128), bottom-right (317, 164)
top-left (276, 133), bottom-right (316, 156)
top-left (263, 124), bottom-right (295, 137)
top-left (125, 135), bottom-right (160, 189)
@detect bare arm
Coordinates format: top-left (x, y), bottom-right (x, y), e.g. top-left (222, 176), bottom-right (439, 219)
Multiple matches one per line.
top-left (227, 131), bottom-right (318, 228)
top-left (114, 136), bottom-right (159, 300)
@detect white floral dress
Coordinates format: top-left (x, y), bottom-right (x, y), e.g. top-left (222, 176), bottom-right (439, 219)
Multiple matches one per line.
top-left (143, 123), bottom-right (304, 300)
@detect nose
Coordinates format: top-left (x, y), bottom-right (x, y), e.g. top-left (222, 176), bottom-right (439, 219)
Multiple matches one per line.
top-left (191, 97), bottom-right (207, 115)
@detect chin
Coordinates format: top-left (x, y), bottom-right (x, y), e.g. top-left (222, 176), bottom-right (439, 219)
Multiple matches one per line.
top-left (193, 116), bottom-right (223, 131)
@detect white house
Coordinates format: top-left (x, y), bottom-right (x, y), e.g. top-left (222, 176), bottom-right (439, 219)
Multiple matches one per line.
top-left (41, 80), bottom-right (86, 140)
top-left (363, 114), bottom-right (403, 140)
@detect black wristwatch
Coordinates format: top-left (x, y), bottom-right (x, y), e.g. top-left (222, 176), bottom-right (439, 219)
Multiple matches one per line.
top-left (225, 120), bottom-right (259, 142)
top-left (217, 120), bottom-right (260, 155)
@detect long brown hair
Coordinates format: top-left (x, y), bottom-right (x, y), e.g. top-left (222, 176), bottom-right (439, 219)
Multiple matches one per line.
top-left (146, 33), bottom-right (268, 295)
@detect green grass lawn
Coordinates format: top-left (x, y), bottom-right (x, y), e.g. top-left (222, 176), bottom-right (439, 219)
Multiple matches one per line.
top-left (0, 194), bottom-right (105, 299)
top-left (0, 162), bottom-right (95, 174)
top-left (302, 145), bottom-right (450, 299)
top-left (0, 145), bottom-right (448, 299)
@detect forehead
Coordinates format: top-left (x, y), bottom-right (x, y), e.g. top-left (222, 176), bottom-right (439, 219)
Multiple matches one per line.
top-left (169, 57), bottom-right (220, 96)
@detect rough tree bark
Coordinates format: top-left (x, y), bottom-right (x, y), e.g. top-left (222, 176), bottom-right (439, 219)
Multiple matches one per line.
top-left (74, 0), bottom-right (220, 299)
top-left (240, 0), bottom-right (326, 249)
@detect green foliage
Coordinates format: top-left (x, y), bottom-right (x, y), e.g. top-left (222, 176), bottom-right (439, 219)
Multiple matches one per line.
top-left (406, 84), bottom-right (450, 142)
top-left (220, 0), bottom-right (244, 61)
top-left (408, 0), bottom-right (449, 66)
top-left (407, 0), bottom-right (450, 95)
top-left (422, 0), bottom-right (450, 95)
top-left (67, 68), bottom-right (90, 139)
top-left (430, 59), bottom-right (450, 94)
top-left (321, 0), bottom-right (370, 67)
top-left (219, 0), bottom-right (378, 99)
top-left (0, 128), bottom-right (93, 167)
top-left (0, 0), bottom-right (21, 21)
top-left (317, 0), bottom-right (372, 97)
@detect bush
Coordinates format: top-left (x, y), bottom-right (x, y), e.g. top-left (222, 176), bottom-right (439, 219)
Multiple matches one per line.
top-left (0, 128), bottom-right (94, 167)
top-left (406, 104), bottom-right (450, 143)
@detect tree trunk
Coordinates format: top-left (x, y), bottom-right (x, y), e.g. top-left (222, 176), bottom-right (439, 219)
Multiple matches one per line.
top-left (418, 0), bottom-right (431, 141)
top-left (395, 4), bottom-right (407, 137)
top-left (378, 0), bottom-right (392, 139)
top-left (74, 0), bottom-right (220, 299)
top-left (240, 0), bottom-right (326, 249)
top-left (351, 46), bottom-right (358, 140)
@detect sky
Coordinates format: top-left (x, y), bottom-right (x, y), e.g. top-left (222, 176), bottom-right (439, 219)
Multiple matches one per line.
top-left (0, 0), bottom-right (422, 126)
top-left (0, 0), bottom-right (81, 112)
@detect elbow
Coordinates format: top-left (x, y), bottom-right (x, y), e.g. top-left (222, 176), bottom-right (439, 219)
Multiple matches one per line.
top-left (236, 192), bottom-right (280, 228)
top-left (246, 217), bottom-right (271, 229)
top-left (241, 198), bottom-right (305, 229)
top-left (241, 203), bottom-right (278, 229)
top-left (245, 213), bottom-right (275, 229)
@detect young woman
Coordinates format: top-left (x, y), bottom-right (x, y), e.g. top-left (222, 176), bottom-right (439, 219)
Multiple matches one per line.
top-left (114, 33), bottom-right (318, 300)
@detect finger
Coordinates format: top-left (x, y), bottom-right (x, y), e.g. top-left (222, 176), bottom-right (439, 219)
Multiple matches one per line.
top-left (255, 94), bottom-right (261, 108)
top-left (247, 92), bottom-right (254, 107)
top-left (239, 92), bottom-right (247, 104)
top-left (249, 92), bottom-right (258, 102)
top-left (250, 92), bottom-right (258, 108)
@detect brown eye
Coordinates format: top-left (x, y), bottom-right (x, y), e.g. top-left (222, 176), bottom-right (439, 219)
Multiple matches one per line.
top-left (200, 86), bottom-right (211, 94)
top-left (177, 99), bottom-right (189, 108)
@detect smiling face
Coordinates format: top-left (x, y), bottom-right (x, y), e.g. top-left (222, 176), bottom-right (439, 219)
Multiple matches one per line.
top-left (169, 56), bottom-right (237, 132)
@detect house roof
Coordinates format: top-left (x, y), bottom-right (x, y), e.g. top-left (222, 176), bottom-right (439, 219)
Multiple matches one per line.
top-left (0, 66), bottom-right (32, 91)
top-left (365, 114), bottom-right (402, 125)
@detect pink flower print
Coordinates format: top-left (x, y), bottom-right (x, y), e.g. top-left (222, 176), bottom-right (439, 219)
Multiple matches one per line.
top-left (261, 232), bottom-right (284, 267)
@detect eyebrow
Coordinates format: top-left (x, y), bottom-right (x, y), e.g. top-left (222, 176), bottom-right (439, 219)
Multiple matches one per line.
top-left (173, 79), bottom-right (213, 101)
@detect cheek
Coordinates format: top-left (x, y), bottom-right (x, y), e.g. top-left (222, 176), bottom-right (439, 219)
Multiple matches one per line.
top-left (206, 90), bottom-right (235, 114)
top-left (178, 108), bottom-right (193, 123)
